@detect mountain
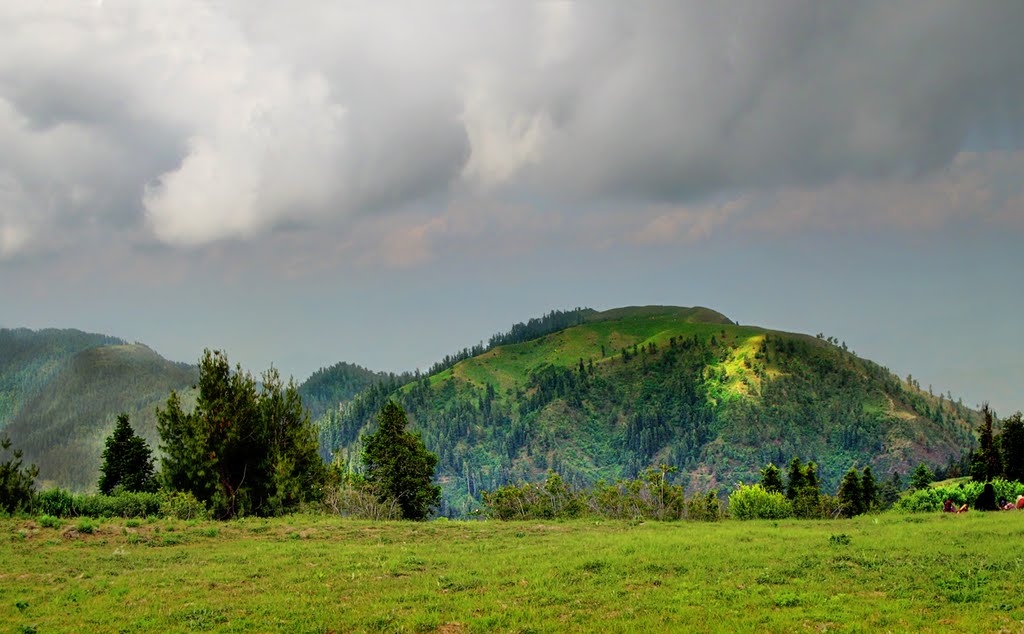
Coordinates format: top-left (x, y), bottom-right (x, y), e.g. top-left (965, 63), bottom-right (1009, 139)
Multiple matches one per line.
top-left (0, 328), bottom-right (124, 427)
top-left (297, 361), bottom-right (393, 421)
top-left (318, 306), bottom-right (978, 516)
top-left (3, 340), bottom-right (197, 491)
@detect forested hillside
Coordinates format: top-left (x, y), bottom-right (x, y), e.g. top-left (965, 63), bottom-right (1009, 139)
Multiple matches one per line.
top-left (4, 343), bottom-right (197, 490)
top-left (0, 328), bottom-right (123, 427)
top-left (297, 362), bottom-right (391, 421)
top-left (318, 306), bottom-right (978, 516)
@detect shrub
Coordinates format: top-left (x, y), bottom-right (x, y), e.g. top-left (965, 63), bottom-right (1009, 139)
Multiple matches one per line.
top-left (35, 489), bottom-right (75, 517)
top-left (75, 518), bottom-right (97, 534)
top-left (895, 478), bottom-right (1024, 513)
top-left (37, 514), bottom-right (62, 529)
top-left (728, 484), bottom-right (793, 520)
top-left (159, 491), bottom-right (209, 520)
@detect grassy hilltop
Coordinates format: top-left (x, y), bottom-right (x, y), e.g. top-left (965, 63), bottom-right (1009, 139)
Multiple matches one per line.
top-left (319, 306), bottom-right (978, 515)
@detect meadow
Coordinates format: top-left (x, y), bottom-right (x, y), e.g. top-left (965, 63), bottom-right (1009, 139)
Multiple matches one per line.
top-left (3, 512), bottom-right (1024, 633)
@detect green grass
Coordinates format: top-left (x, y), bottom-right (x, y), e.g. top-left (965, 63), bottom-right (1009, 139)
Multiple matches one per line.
top-left (3, 513), bottom-right (1024, 632)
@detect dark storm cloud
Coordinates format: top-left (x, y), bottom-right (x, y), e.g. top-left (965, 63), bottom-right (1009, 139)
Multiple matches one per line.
top-left (0, 1), bottom-right (1022, 256)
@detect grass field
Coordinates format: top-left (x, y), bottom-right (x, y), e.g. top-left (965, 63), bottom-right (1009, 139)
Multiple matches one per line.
top-left (3, 513), bottom-right (1024, 633)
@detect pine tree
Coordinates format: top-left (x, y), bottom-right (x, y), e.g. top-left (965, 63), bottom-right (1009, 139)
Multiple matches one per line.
top-left (837, 468), bottom-right (864, 517)
top-left (860, 465), bottom-right (878, 511)
top-left (999, 412), bottom-right (1024, 482)
top-left (1, 435), bottom-right (38, 513)
top-left (760, 463), bottom-right (784, 495)
top-left (910, 463), bottom-right (933, 490)
top-left (362, 401), bottom-right (441, 520)
top-left (157, 349), bottom-right (325, 518)
top-left (785, 457), bottom-right (805, 500)
top-left (970, 404), bottom-right (1001, 482)
top-left (98, 413), bottom-right (157, 494)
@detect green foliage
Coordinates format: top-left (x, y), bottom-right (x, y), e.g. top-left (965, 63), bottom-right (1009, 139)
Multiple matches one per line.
top-left (297, 361), bottom-right (389, 421)
top-left (157, 350), bottom-right (326, 518)
top-left (37, 514), bottom-right (61, 529)
top-left (1000, 412), bottom-right (1024, 482)
top-left (910, 463), bottom-right (933, 490)
top-left (159, 491), bottom-right (209, 520)
top-left (98, 413), bottom-right (157, 494)
top-left (728, 484), bottom-right (793, 520)
top-left (860, 466), bottom-right (878, 511)
top-left (836, 468), bottom-right (864, 517)
top-left (0, 434), bottom-right (38, 514)
top-left (34, 489), bottom-right (163, 518)
top-left (361, 402), bottom-right (441, 520)
top-left (969, 405), bottom-right (1001, 482)
top-left (759, 463), bottom-right (784, 495)
top-left (481, 471), bottom-right (586, 520)
top-left (74, 518), bottom-right (96, 534)
top-left (894, 478), bottom-right (1024, 513)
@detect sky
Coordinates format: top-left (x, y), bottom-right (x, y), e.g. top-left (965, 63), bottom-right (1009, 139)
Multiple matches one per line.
top-left (1, 1), bottom-right (1022, 415)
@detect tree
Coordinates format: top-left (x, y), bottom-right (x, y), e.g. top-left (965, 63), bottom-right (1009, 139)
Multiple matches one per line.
top-left (860, 465), bottom-right (878, 511)
top-left (98, 413), bottom-right (157, 494)
top-left (785, 457), bottom-right (805, 500)
top-left (760, 463), bottom-right (784, 495)
top-left (837, 468), bottom-right (864, 517)
top-left (910, 463), bottom-right (933, 490)
top-left (970, 404), bottom-right (1001, 482)
top-left (362, 401), bottom-right (441, 520)
top-left (157, 349), bottom-right (325, 518)
top-left (1, 435), bottom-right (38, 513)
top-left (999, 412), bottom-right (1024, 482)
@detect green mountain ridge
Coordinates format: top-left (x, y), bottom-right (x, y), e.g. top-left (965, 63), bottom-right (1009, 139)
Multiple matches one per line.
top-left (3, 342), bottom-right (197, 490)
top-left (318, 306), bottom-right (979, 516)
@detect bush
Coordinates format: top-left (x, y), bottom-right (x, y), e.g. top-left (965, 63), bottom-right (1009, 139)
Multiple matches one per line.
top-left (895, 479), bottom-right (1024, 513)
top-left (37, 514), bottom-right (62, 529)
top-left (35, 489), bottom-right (75, 517)
top-left (728, 484), bottom-right (793, 520)
top-left (322, 474), bottom-right (401, 521)
top-left (75, 518), bottom-right (97, 534)
top-left (482, 472), bottom-right (587, 520)
top-left (159, 491), bottom-right (209, 520)
top-left (34, 489), bottom-right (163, 518)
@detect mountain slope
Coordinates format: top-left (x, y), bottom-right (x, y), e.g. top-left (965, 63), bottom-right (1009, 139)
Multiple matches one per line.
top-left (320, 306), bottom-right (978, 516)
top-left (0, 328), bottom-right (123, 428)
top-left (4, 343), bottom-right (197, 491)
top-left (298, 361), bottom-right (392, 421)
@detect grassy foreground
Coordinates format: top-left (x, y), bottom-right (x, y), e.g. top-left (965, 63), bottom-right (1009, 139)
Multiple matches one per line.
top-left (2, 513), bottom-right (1024, 633)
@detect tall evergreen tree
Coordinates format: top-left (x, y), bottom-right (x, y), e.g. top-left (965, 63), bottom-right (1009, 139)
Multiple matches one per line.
top-left (98, 413), bottom-right (157, 494)
top-left (860, 465), bottom-right (878, 511)
top-left (362, 401), bottom-right (441, 520)
top-left (999, 412), bottom-right (1024, 482)
top-left (157, 349), bottom-right (325, 518)
top-left (760, 463), bottom-right (784, 494)
top-left (0, 435), bottom-right (38, 513)
top-left (970, 404), bottom-right (1001, 482)
top-left (785, 457), bottom-right (805, 500)
top-left (837, 467), bottom-right (864, 517)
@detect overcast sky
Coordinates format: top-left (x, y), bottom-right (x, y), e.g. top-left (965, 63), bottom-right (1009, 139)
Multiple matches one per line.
top-left (2, 1), bottom-right (1022, 414)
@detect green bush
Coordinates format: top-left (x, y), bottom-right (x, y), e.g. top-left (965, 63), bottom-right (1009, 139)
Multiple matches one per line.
top-left (728, 484), bottom-right (793, 520)
top-left (37, 514), bottom-right (62, 529)
top-left (159, 491), bottom-right (209, 520)
top-left (35, 489), bottom-right (75, 517)
top-left (895, 479), bottom-right (1024, 513)
top-left (75, 518), bottom-right (97, 534)
top-left (35, 489), bottom-right (163, 518)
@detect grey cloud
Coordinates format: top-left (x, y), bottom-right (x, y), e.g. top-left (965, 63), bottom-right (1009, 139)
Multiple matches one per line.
top-left (0, 0), bottom-right (1022, 256)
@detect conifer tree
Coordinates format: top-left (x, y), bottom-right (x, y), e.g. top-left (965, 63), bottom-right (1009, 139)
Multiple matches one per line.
top-left (785, 457), bottom-right (805, 500)
top-left (837, 467), bottom-right (864, 517)
top-left (860, 465), bottom-right (878, 511)
top-left (98, 413), bottom-right (157, 494)
top-left (910, 463), bottom-right (933, 490)
top-left (362, 401), bottom-right (441, 520)
top-left (760, 463), bottom-right (784, 495)
top-left (999, 412), bottom-right (1024, 482)
top-left (0, 435), bottom-right (38, 513)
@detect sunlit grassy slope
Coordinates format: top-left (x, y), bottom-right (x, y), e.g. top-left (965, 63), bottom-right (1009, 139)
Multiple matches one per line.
top-left (325, 306), bottom-right (976, 515)
top-left (3, 512), bottom-right (1023, 632)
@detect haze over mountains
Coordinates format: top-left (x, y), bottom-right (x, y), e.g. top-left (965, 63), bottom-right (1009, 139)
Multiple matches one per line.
top-left (1, 307), bottom-right (983, 514)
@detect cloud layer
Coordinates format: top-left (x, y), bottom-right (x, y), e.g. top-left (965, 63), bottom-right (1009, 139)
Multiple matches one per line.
top-left (1, 1), bottom-right (1022, 258)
